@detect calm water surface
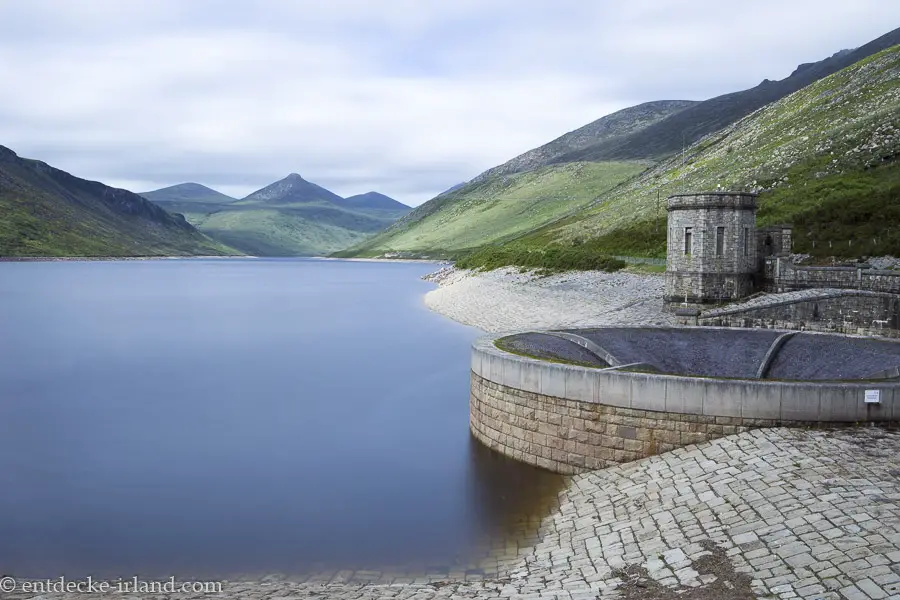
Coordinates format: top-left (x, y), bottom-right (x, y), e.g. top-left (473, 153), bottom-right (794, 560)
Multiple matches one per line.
top-left (0, 258), bottom-right (563, 578)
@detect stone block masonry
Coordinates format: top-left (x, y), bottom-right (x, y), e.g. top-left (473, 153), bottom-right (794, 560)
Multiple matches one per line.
top-left (471, 333), bottom-right (900, 474)
top-left (696, 288), bottom-right (900, 337)
top-left (665, 192), bottom-right (759, 305)
top-left (471, 372), bottom-right (771, 475)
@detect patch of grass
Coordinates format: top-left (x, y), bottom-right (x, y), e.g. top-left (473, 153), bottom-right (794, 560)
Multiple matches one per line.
top-left (758, 159), bottom-right (900, 257)
top-left (456, 244), bottom-right (627, 272)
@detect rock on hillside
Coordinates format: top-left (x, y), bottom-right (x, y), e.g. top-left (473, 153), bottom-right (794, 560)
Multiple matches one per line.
top-left (473, 100), bottom-right (697, 181)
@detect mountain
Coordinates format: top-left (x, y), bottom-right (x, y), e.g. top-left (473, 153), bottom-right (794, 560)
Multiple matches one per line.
top-left (340, 191), bottom-right (409, 211)
top-left (161, 174), bottom-right (409, 256)
top-left (140, 182), bottom-right (236, 204)
top-left (342, 27), bottom-right (900, 260)
top-left (238, 173), bottom-right (344, 205)
top-left (523, 42), bottom-right (900, 259)
top-left (474, 100), bottom-right (698, 180)
top-left (341, 100), bottom-right (697, 257)
top-left (0, 145), bottom-right (236, 257)
top-left (550, 27), bottom-right (900, 164)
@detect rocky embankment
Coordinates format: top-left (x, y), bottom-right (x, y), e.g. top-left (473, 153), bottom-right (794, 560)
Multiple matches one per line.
top-left (423, 266), bottom-right (677, 333)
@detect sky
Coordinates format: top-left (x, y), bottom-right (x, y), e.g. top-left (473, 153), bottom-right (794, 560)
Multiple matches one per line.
top-left (1, 2), bottom-right (899, 206)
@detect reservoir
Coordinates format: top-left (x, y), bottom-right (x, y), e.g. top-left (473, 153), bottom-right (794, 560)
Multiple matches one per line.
top-left (0, 258), bottom-right (562, 579)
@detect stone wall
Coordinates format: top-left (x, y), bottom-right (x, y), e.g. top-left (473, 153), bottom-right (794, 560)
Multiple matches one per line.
top-left (765, 258), bottom-right (900, 294)
top-left (471, 334), bottom-right (899, 474)
top-left (696, 289), bottom-right (900, 337)
top-left (665, 193), bottom-right (759, 305)
top-left (472, 372), bottom-right (800, 475)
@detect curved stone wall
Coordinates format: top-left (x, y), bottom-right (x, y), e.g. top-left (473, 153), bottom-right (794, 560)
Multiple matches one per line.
top-left (470, 333), bottom-right (900, 474)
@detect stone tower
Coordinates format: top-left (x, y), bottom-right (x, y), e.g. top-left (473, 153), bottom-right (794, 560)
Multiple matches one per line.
top-left (665, 192), bottom-right (759, 306)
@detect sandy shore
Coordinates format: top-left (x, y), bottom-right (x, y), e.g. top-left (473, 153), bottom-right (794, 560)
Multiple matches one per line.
top-left (423, 266), bottom-right (677, 333)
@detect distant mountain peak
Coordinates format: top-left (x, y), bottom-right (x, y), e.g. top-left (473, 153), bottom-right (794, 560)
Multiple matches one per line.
top-left (241, 173), bottom-right (343, 205)
top-left (341, 191), bottom-right (410, 211)
top-left (140, 182), bottom-right (236, 205)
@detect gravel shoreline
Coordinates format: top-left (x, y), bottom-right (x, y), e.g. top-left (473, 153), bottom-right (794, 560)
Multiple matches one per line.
top-left (423, 266), bottom-right (677, 333)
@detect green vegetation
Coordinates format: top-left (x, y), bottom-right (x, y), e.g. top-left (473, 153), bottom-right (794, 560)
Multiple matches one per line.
top-left (759, 159), bottom-right (900, 257)
top-left (455, 244), bottom-right (626, 273)
top-left (197, 207), bottom-right (377, 256)
top-left (346, 161), bottom-right (646, 256)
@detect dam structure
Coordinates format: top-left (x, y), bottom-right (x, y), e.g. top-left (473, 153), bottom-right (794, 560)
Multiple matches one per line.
top-left (470, 326), bottom-right (900, 474)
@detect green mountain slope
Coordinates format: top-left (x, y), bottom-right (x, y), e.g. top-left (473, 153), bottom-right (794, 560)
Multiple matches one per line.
top-left (341, 102), bottom-right (696, 257)
top-left (153, 174), bottom-right (408, 256)
top-left (525, 44), bottom-right (900, 259)
top-left (0, 146), bottom-right (237, 257)
top-left (553, 26), bottom-right (900, 163)
top-left (343, 161), bottom-right (646, 257)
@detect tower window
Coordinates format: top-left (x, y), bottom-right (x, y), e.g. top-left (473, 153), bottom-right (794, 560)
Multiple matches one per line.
top-left (684, 227), bottom-right (693, 255)
top-left (716, 226), bottom-right (725, 257)
top-left (743, 227), bottom-right (750, 256)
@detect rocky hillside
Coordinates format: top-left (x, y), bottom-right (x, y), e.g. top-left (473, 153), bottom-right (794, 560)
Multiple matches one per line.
top-left (529, 43), bottom-right (900, 258)
top-left (473, 100), bottom-right (696, 180)
top-left (0, 146), bottom-right (236, 257)
top-left (553, 26), bottom-right (900, 163)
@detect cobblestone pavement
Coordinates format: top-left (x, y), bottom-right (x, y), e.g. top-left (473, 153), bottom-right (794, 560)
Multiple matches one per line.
top-left (11, 428), bottom-right (899, 599)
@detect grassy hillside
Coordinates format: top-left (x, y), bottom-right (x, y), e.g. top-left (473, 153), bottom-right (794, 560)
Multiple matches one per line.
top-left (0, 146), bottom-right (237, 257)
top-left (341, 161), bottom-right (646, 257)
top-left (525, 44), bottom-right (900, 259)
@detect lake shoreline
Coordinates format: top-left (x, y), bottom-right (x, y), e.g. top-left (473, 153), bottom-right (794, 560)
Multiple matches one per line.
top-left (421, 265), bottom-right (677, 333)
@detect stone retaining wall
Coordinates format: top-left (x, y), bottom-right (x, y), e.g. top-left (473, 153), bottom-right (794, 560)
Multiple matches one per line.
top-left (765, 258), bottom-right (900, 294)
top-left (694, 290), bottom-right (900, 337)
top-left (470, 333), bottom-right (899, 474)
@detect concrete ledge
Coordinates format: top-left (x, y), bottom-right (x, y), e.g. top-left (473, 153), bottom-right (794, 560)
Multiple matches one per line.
top-left (471, 331), bottom-right (900, 474)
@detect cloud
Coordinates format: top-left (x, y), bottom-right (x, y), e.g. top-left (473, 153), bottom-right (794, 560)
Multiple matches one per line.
top-left (1, 1), bottom-right (898, 205)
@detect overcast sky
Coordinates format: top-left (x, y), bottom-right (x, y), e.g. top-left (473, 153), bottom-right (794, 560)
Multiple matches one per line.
top-left (1, 2), bottom-right (898, 206)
